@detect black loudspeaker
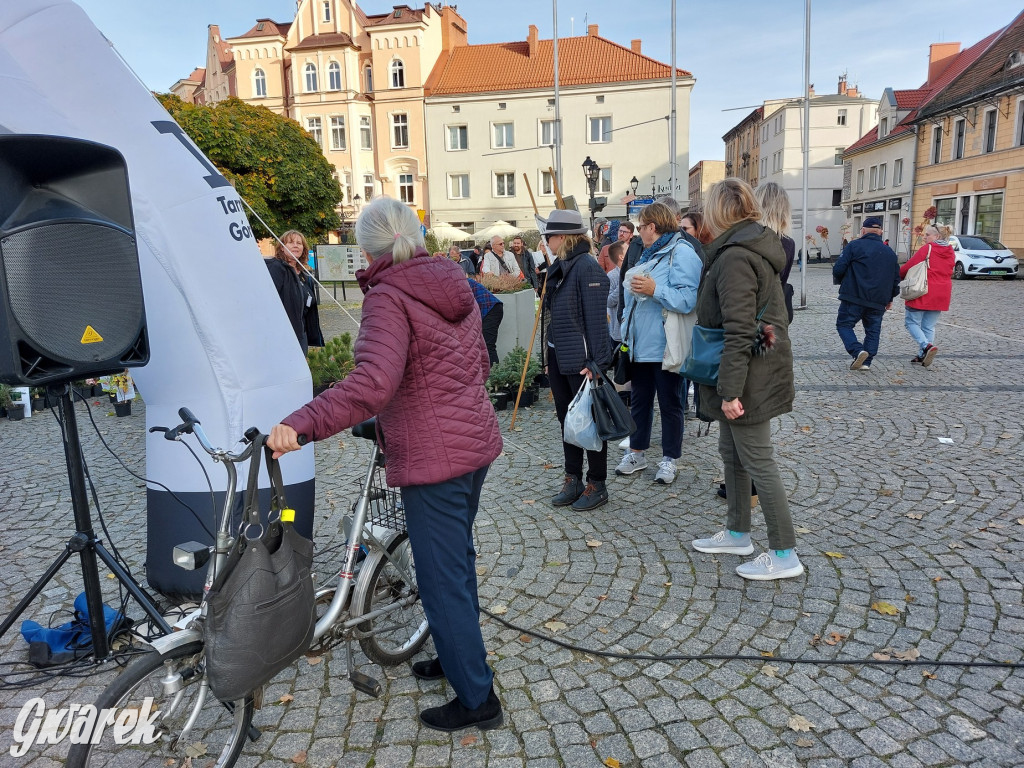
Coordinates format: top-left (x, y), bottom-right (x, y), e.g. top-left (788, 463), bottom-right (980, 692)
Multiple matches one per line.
top-left (0, 135), bottom-right (148, 386)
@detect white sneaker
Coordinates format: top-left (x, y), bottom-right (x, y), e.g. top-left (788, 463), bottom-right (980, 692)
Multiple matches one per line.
top-left (692, 530), bottom-right (754, 555)
top-left (736, 550), bottom-right (804, 581)
top-left (615, 451), bottom-right (647, 476)
top-left (654, 457), bottom-right (677, 485)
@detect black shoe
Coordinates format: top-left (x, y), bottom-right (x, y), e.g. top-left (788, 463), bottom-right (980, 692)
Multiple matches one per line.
top-left (571, 480), bottom-right (608, 511)
top-left (911, 356), bottom-right (923, 364)
top-left (412, 657), bottom-right (445, 681)
top-left (419, 685), bottom-right (503, 732)
top-left (551, 474), bottom-right (583, 507)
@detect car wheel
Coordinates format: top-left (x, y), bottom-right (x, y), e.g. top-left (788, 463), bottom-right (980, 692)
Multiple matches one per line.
top-left (952, 262), bottom-right (965, 280)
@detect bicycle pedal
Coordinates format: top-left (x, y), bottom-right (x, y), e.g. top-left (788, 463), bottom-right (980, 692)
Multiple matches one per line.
top-left (349, 670), bottom-right (381, 698)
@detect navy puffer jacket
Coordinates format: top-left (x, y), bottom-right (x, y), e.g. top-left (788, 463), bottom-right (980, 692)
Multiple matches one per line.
top-left (542, 242), bottom-right (611, 375)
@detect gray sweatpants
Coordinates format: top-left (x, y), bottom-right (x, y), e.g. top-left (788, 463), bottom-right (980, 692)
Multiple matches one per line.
top-left (719, 418), bottom-right (796, 551)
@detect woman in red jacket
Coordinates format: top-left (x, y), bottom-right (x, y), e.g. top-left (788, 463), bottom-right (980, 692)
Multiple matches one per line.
top-left (900, 224), bottom-right (955, 367)
top-left (268, 197), bottom-right (503, 733)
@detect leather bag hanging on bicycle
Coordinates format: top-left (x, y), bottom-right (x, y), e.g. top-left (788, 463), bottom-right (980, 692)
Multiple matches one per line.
top-left (586, 362), bottom-right (636, 442)
top-left (204, 437), bottom-right (315, 702)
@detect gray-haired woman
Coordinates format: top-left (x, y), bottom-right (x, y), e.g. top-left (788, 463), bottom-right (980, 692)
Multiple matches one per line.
top-left (268, 197), bottom-right (503, 731)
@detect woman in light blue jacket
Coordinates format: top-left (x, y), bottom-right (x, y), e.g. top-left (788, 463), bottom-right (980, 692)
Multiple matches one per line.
top-left (616, 202), bottom-right (702, 485)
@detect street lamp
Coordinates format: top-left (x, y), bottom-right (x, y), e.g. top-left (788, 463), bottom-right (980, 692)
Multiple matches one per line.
top-left (630, 176), bottom-right (639, 196)
top-left (651, 175), bottom-right (656, 198)
top-left (582, 156), bottom-right (601, 235)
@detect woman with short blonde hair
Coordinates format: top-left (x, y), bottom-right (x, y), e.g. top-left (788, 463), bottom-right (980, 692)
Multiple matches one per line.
top-left (691, 178), bottom-right (802, 581)
top-left (899, 223), bottom-right (955, 366)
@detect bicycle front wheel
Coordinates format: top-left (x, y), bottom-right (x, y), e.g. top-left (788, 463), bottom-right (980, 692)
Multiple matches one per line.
top-left (355, 531), bottom-right (430, 665)
top-left (65, 641), bottom-right (253, 768)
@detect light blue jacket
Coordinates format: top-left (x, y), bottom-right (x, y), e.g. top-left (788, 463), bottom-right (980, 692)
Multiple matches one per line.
top-left (620, 234), bottom-right (702, 362)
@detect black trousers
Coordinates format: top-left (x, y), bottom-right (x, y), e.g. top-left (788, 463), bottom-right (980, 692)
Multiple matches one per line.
top-left (481, 303), bottom-right (503, 366)
top-left (548, 346), bottom-right (608, 482)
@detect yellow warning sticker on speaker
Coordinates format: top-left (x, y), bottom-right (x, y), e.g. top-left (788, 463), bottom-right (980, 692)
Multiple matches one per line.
top-left (81, 326), bottom-right (104, 344)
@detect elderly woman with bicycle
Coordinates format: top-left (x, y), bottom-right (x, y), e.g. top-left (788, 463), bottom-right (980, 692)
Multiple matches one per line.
top-left (268, 197), bottom-right (503, 733)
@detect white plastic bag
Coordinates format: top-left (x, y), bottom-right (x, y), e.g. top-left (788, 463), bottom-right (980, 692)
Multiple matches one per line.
top-left (563, 379), bottom-right (602, 451)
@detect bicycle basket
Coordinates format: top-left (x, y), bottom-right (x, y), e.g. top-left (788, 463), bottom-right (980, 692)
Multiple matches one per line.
top-left (367, 461), bottom-right (406, 533)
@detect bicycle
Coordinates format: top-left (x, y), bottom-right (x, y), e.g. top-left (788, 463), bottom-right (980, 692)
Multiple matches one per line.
top-left (67, 408), bottom-right (429, 767)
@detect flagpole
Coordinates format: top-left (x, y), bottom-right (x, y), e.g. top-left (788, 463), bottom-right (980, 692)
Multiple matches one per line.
top-left (552, 0), bottom-right (563, 188)
top-left (669, 0), bottom-right (677, 197)
top-left (798, 0), bottom-right (811, 310)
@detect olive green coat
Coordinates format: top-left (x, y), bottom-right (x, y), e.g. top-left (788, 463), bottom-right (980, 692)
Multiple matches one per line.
top-left (696, 221), bottom-right (794, 424)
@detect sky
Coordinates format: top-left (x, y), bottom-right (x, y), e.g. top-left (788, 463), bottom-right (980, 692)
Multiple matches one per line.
top-left (74, 0), bottom-right (1023, 166)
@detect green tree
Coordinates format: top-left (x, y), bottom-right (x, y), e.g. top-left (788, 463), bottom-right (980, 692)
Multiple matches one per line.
top-left (156, 95), bottom-right (342, 239)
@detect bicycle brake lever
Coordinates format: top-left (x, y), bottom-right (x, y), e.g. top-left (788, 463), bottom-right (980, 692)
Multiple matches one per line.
top-left (149, 426), bottom-right (169, 434)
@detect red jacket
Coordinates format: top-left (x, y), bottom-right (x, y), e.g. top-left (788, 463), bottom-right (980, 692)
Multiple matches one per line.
top-left (282, 249), bottom-right (502, 487)
top-left (900, 242), bottom-right (954, 311)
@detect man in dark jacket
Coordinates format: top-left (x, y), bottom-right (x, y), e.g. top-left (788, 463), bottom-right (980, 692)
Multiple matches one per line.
top-left (832, 217), bottom-right (900, 371)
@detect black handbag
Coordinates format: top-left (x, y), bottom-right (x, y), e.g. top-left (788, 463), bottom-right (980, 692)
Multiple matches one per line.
top-left (586, 362), bottom-right (636, 442)
top-left (612, 300), bottom-right (638, 385)
top-left (204, 437), bottom-right (316, 702)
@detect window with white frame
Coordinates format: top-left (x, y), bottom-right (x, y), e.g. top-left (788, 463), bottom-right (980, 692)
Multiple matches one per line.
top-left (597, 167), bottom-right (611, 194)
top-left (391, 113), bottom-right (408, 148)
top-left (306, 116), bottom-right (322, 146)
top-left (330, 116), bottom-right (346, 150)
top-left (834, 148), bottom-right (844, 166)
top-left (253, 68), bottom-right (266, 98)
top-left (952, 118), bottom-right (966, 159)
top-left (448, 173), bottom-right (469, 199)
top-left (893, 158), bottom-right (903, 187)
top-left (837, 109), bottom-right (847, 126)
top-left (934, 197), bottom-right (956, 228)
top-left (398, 173), bottom-right (414, 203)
top-left (589, 116), bottom-right (612, 143)
top-left (878, 162), bottom-right (887, 189)
top-left (761, 157), bottom-right (768, 178)
top-left (304, 63), bottom-right (318, 92)
top-left (363, 173), bottom-right (374, 201)
top-left (447, 125), bottom-right (468, 151)
top-left (975, 192), bottom-right (1004, 239)
top-left (762, 124), bottom-right (769, 142)
top-left (390, 60), bottom-right (404, 88)
top-left (323, 0), bottom-right (331, 21)
top-left (983, 109), bottom-right (997, 154)
top-left (492, 122), bottom-right (514, 148)
top-left (360, 116), bottom-right (372, 150)
top-left (540, 119), bottom-right (556, 146)
top-left (857, 168), bottom-right (864, 193)
top-left (869, 165), bottom-right (877, 191)
top-left (328, 62), bottom-right (341, 91)
top-left (932, 125), bottom-right (943, 164)
top-left (880, 117), bottom-right (888, 137)
top-left (494, 172), bottom-right (515, 197)
top-left (541, 170), bottom-right (554, 195)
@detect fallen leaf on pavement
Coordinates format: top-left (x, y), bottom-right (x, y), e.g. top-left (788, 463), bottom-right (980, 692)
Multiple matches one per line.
top-left (824, 551), bottom-right (845, 559)
top-left (760, 651), bottom-right (774, 657)
top-left (306, 656), bottom-right (322, 666)
top-left (598, 627), bottom-right (609, 634)
top-left (291, 750), bottom-right (307, 764)
top-left (491, 604), bottom-right (508, 615)
top-left (824, 631), bottom-right (846, 646)
top-left (762, 664), bottom-right (779, 678)
top-left (664, 581), bottom-right (672, 587)
top-left (933, 576), bottom-right (942, 582)
top-left (906, 513), bottom-right (923, 520)
top-left (788, 715), bottom-right (814, 732)
top-left (1000, 433), bottom-right (1013, 439)
top-left (948, 542), bottom-right (964, 549)
top-left (871, 602), bottom-right (900, 616)
top-left (905, 594), bottom-right (916, 603)
top-left (795, 526), bottom-right (812, 534)
top-left (586, 539), bottom-right (602, 547)
top-left (893, 647), bottom-right (920, 661)
top-left (543, 463), bottom-right (556, 469)
top-left (604, 759), bottom-right (621, 768)
top-left (597, 594), bottom-right (608, 600)
top-left (922, 670), bottom-right (936, 679)
top-left (872, 652), bottom-right (891, 661)
top-left (544, 621), bottom-right (567, 633)
top-left (476, 566), bottom-right (487, 576)
top-left (809, 634), bottom-right (821, 647)
top-left (522, 499), bottom-right (535, 505)
top-left (519, 634), bottom-right (532, 643)
top-left (795, 737), bottom-right (814, 747)
top-left (279, 694), bottom-right (294, 704)
top-left (461, 734), bottom-right (478, 746)
top-left (878, 488), bottom-right (894, 496)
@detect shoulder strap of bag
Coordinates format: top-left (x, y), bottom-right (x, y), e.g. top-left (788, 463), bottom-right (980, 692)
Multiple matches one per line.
top-left (263, 442), bottom-right (291, 519)
top-left (240, 436), bottom-right (265, 529)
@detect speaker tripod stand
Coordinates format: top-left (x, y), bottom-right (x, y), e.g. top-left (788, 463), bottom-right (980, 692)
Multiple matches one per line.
top-left (0, 383), bottom-right (172, 662)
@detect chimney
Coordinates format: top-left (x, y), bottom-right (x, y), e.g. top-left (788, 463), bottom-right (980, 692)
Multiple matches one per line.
top-left (847, 85), bottom-right (859, 98)
top-left (927, 42), bottom-right (961, 84)
top-left (587, 24), bottom-right (599, 37)
top-left (837, 74), bottom-right (847, 96)
top-left (528, 24), bottom-right (538, 56)
top-left (631, 39), bottom-right (642, 54)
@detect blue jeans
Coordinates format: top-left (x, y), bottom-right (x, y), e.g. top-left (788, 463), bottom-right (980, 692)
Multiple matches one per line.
top-left (836, 301), bottom-right (885, 364)
top-left (629, 362), bottom-right (684, 459)
top-left (904, 308), bottom-right (941, 355)
top-left (401, 467), bottom-right (492, 709)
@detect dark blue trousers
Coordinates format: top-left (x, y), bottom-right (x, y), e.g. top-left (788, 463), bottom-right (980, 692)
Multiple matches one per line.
top-left (836, 300), bottom-right (885, 364)
top-left (629, 361), bottom-right (684, 459)
top-left (401, 467), bottom-right (492, 709)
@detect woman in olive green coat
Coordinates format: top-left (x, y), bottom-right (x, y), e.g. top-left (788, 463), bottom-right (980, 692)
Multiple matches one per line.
top-left (691, 178), bottom-right (802, 581)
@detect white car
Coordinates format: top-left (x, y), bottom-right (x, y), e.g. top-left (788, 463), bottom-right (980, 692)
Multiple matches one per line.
top-left (949, 234), bottom-right (1018, 280)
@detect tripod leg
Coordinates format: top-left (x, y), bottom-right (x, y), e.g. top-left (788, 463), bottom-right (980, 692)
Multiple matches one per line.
top-left (0, 547), bottom-right (73, 639)
top-left (94, 543), bottom-right (173, 635)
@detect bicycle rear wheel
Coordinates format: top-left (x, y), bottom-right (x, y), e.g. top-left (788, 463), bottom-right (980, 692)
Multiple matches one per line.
top-left (355, 531), bottom-right (430, 665)
top-left (65, 641), bottom-right (252, 768)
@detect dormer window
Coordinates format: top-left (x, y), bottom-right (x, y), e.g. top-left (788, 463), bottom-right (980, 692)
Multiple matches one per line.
top-left (1007, 51), bottom-right (1023, 70)
top-left (323, 1), bottom-right (331, 22)
top-left (394, 8), bottom-right (402, 18)
top-left (256, 22), bottom-right (265, 31)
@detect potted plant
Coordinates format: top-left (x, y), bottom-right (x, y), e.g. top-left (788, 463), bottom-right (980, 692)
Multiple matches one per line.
top-left (30, 387), bottom-right (45, 412)
top-left (7, 387), bottom-right (25, 421)
top-left (306, 333), bottom-right (355, 396)
top-left (107, 371), bottom-right (136, 417)
top-left (0, 383), bottom-right (11, 418)
top-left (485, 366), bottom-right (513, 412)
top-left (498, 346), bottom-right (541, 407)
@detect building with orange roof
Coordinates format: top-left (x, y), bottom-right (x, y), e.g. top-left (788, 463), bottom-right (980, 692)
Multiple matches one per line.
top-left (842, 35), bottom-right (1001, 259)
top-left (909, 10), bottom-right (1024, 260)
top-left (171, 1), bottom-right (467, 237)
top-left (422, 23), bottom-right (694, 233)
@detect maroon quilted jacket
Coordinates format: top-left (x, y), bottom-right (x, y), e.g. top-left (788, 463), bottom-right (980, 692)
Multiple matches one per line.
top-left (282, 249), bottom-right (502, 487)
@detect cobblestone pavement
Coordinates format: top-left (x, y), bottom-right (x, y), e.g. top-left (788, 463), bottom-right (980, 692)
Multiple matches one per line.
top-left (2, 266), bottom-right (1023, 768)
